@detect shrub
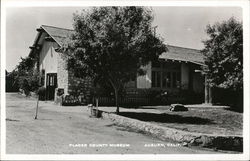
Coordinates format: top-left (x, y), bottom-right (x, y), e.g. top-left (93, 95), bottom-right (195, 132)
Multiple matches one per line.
top-left (18, 70), bottom-right (41, 96)
top-left (37, 86), bottom-right (46, 100)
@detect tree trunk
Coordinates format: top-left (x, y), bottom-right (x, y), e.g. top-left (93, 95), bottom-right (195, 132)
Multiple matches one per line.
top-left (204, 76), bottom-right (209, 104)
top-left (209, 87), bottom-right (213, 104)
top-left (108, 78), bottom-right (120, 114)
top-left (114, 88), bottom-right (119, 113)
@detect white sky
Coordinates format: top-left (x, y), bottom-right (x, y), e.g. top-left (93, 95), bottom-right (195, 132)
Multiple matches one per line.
top-left (5, 7), bottom-right (242, 71)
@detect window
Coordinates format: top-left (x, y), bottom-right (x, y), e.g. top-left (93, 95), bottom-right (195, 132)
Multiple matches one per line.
top-left (152, 71), bottom-right (161, 87)
top-left (156, 71), bottom-right (161, 87)
top-left (177, 73), bottom-right (181, 88)
top-left (151, 70), bottom-right (180, 89)
top-left (167, 72), bottom-right (171, 88)
top-left (50, 77), bottom-right (54, 86)
top-left (172, 72), bottom-right (177, 87)
top-left (151, 61), bottom-right (181, 89)
top-left (172, 72), bottom-right (181, 88)
top-left (162, 72), bottom-right (167, 88)
top-left (152, 71), bottom-right (161, 88)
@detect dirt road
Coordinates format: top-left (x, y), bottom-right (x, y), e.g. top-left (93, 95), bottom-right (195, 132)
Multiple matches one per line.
top-left (6, 93), bottom-right (221, 154)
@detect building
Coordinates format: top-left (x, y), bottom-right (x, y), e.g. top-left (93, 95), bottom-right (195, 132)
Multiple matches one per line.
top-left (29, 25), bottom-right (208, 105)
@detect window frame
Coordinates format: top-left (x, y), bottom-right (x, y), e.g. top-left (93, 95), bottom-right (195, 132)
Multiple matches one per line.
top-left (151, 61), bottom-right (181, 89)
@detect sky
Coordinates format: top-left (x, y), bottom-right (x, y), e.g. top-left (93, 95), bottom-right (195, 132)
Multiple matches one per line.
top-left (5, 6), bottom-right (242, 71)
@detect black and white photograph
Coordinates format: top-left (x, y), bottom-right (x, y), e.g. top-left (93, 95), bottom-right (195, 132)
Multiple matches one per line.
top-left (1, 0), bottom-right (250, 160)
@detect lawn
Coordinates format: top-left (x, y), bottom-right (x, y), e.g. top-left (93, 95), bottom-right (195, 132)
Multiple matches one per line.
top-left (115, 106), bottom-right (243, 136)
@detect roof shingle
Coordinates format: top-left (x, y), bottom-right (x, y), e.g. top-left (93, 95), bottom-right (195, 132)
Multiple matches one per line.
top-left (159, 45), bottom-right (205, 65)
top-left (38, 25), bottom-right (205, 65)
top-left (41, 25), bottom-right (74, 46)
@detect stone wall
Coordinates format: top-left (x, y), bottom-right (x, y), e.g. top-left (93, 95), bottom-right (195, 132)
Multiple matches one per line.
top-left (57, 52), bottom-right (69, 93)
top-left (55, 53), bottom-right (93, 105)
top-left (68, 69), bottom-right (93, 104)
top-left (100, 110), bottom-right (243, 152)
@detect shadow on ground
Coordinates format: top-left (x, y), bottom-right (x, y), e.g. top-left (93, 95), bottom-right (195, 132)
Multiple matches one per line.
top-left (121, 106), bottom-right (174, 110)
top-left (121, 106), bottom-right (159, 109)
top-left (6, 118), bottom-right (20, 122)
top-left (117, 112), bottom-right (214, 125)
top-left (224, 107), bottom-right (243, 113)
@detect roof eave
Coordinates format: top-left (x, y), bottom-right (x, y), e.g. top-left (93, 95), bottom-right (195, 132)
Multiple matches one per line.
top-left (28, 29), bottom-right (43, 57)
top-left (41, 26), bottom-right (63, 47)
top-left (159, 57), bottom-right (206, 66)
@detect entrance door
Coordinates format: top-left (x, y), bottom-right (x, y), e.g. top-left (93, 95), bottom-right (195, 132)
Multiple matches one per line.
top-left (46, 73), bottom-right (57, 100)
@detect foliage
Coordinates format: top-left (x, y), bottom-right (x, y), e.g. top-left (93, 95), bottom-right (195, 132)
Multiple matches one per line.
top-left (37, 86), bottom-right (46, 95)
top-left (37, 86), bottom-right (46, 100)
top-left (64, 7), bottom-right (167, 112)
top-left (17, 56), bottom-right (36, 74)
top-left (11, 55), bottom-right (41, 95)
top-left (19, 70), bottom-right (41, 95)
top-left (6, 70), bottom-right (19, 92)
top-left (202, 17), bottom-right (243, 91)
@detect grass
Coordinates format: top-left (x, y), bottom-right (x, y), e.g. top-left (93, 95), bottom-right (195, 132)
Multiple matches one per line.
top-left (117, 106), bottom-right (243, 136)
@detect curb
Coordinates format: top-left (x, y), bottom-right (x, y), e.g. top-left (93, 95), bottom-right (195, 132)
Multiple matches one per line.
top-left (99, 110), bottom-right (243, 152)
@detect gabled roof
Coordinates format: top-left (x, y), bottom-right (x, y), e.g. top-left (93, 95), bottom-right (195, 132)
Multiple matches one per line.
top-left (41, 25), bottom-right (74, 46)
top-left (159, 45), bottom-right (205, 66)
top-left (31, 25), bottom-right (205, 66)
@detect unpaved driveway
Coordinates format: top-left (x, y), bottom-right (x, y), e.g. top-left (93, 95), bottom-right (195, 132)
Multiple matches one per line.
top-left (6, 93), bottom-right (223, 154)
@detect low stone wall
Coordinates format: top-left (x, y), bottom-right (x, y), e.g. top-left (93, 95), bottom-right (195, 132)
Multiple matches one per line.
top-left (100, 110), bottom-right (243, 152)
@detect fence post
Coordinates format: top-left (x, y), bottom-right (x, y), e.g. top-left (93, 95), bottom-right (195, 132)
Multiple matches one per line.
top-left (34, 96), bottom-right (39, 119)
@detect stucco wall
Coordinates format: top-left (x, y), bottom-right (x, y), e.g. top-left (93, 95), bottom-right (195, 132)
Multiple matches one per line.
top-left (39, 41), bottom-right (58, 73)
top-left (39, 41), bottom-right (59, 87)
top-left (137, 62), bottom-right (152, 89)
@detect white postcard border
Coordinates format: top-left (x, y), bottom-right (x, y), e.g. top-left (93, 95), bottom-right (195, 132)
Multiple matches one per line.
top-left (1, 0), bottom-right (249, 160)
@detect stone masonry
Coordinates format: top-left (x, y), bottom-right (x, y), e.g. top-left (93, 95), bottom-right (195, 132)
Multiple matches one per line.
top-left (100, 110), bottom-right (243, 152)
top-left (68, 69), bottom-right (93, 104)
top-left (57, 52), bottom-right (69, 93)
top-left (56, 52), bottom-right (93, 105)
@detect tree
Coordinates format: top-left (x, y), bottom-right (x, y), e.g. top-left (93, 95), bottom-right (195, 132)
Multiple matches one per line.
top-left (202, 17), bottom-right (243, 109)
top-left (64, 7), bottom-right (167, 113)
top-left (13, 56), bottom-right (41, 94)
